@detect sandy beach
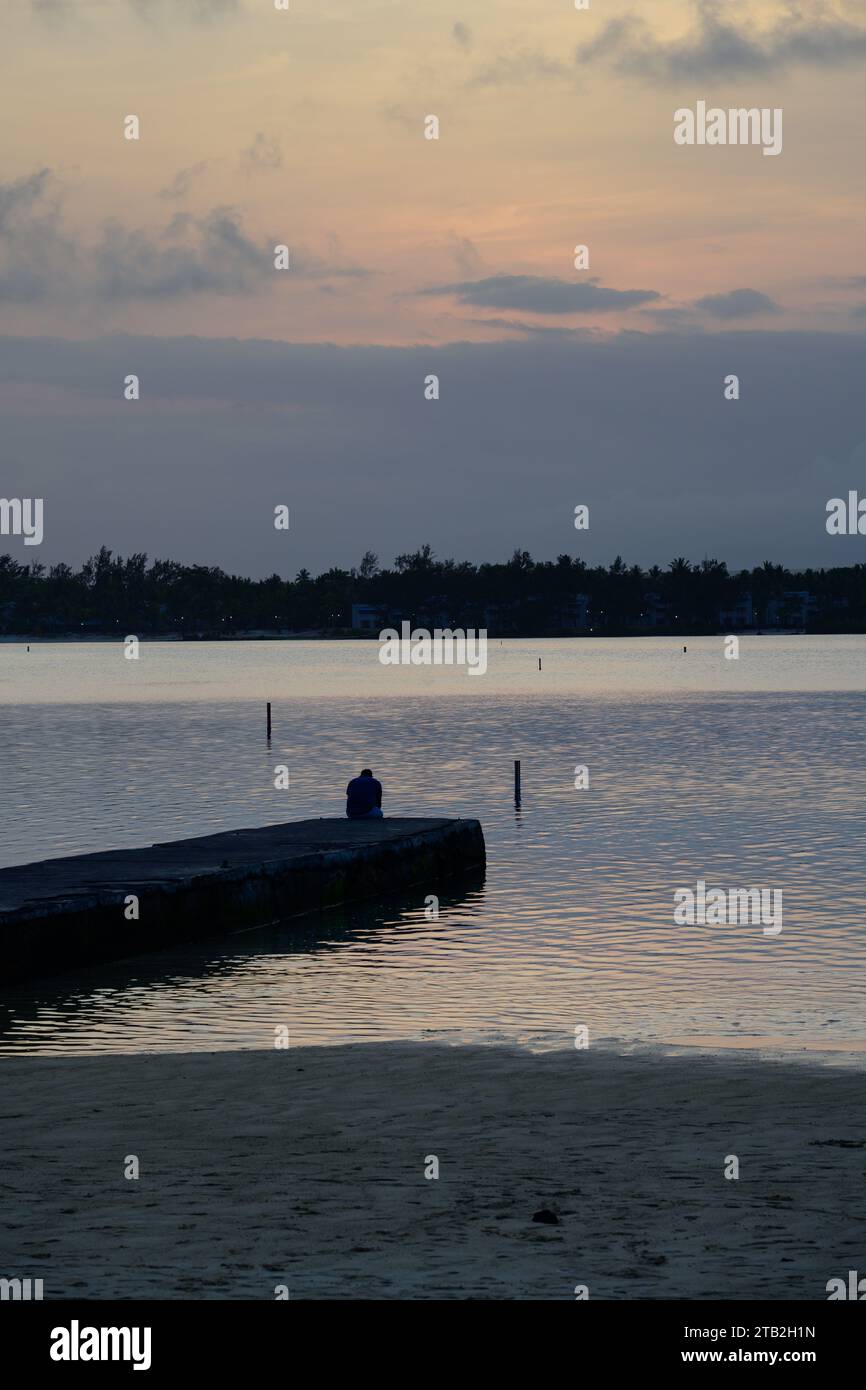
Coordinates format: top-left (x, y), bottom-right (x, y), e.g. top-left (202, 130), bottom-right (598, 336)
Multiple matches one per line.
top-left (2, 1043), bottom-right (863, 1300)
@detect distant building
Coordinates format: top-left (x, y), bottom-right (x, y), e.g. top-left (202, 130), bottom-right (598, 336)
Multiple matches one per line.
top-left (641, 592), bottom-right (670, 629)
top-left (765, 591), bottom-right (817, 628)
top-left (556, 594), bottom-right (589, 631)
top-left (351, 603), bottom-right (387, 632)
top-left (417, 596), bottom-right (453, 629)
top-left (483, 602), bottom-right (515, 634)
top-left (718, 593), bottom-right (754, 629)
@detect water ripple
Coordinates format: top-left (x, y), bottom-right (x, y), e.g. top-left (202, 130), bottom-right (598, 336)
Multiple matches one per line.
top-left (0, 641), bottom-right (865, 1059)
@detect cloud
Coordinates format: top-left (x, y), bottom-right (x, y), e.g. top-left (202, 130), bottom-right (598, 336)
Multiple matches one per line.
top-left (0, 170), bottom-right (78, 303)
top-left (692, 288), bottom-right (779, 319)
top-left (2, 328), bottom-right (865, 576)
top-left (446, 233), bottom-right (485, 278)
top-left (0, 169), bottom-right (53, 231)
top-left (639, 306), bottom-right (704, 329)
top-left (33, 0), bottom-right (242, 19)
top-left (575, 0), bottom-right (866, 81)
top-left (30, 0), bottom-right (69, 21)
top-left (461, 316), bottom-right (607, 339)
top-left (420, 274), bottom-right (661, 314)
top-left (292, 241), bottom-right (374, 282)
top-left (92, 208), bottom-right (269, 300)
top-left (379, 104), bottom-right (418, 132)
top-left (468, 48), bottom-right (572, 87)
top-left (0, 169), bottom-right (375, 303)
top-left (158, 162), bottom-right (209, 200)
top-left (0, 170), bottom-right (268, 302)
top-left (239, 133), bottom-right (283, 175)
top-left (127, 0), bottom-right (241, 21)
top-left (452, 21), bottom-right (472, 52)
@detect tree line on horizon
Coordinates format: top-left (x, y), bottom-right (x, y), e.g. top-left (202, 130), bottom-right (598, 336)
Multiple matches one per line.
top-left (1, 544), bottom-right (864, 636)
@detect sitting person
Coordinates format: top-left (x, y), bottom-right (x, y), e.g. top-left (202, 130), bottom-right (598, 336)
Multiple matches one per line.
top-left (345, 767), bottom-right (383, 820)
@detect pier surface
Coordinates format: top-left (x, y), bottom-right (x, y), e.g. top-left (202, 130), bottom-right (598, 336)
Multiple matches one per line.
top-left (0, 817), bottom-right (485, 983)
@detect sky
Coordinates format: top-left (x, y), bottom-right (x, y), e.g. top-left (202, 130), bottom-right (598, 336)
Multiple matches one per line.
top-left (1, 0), bottom-right (865, 575)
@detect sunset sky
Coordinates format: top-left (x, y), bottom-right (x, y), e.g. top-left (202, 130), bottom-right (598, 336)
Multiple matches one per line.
top-left (2, 0), bottom-right (865, 573)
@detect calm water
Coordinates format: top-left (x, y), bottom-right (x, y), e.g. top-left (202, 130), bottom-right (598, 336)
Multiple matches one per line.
top-left (1, 636), bottom-right (865, 1059)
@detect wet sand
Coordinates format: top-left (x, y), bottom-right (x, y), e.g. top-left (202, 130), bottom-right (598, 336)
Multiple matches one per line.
top-left (2, 1043), bottom-right (863, 1299)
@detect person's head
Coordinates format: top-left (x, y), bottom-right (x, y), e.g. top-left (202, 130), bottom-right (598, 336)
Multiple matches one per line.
top-left (360, 768), bottom-right (373, 778)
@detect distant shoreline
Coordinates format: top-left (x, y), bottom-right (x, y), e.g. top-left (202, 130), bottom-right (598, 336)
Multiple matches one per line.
top-left (0, 628), bottom-right (837, 643)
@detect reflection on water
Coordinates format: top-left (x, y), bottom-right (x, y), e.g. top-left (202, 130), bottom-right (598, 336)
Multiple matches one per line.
top-left (0, 878), bottom-right (488, 1054)
top-left (4, 633), bottom-right (866, 705)
top-left (1, 639), bottom-right (866, 1058)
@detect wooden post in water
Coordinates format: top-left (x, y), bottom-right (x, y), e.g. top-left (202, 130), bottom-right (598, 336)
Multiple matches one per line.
top-left (514, 759), bottom-right (521, 804)
top-left (266, 702), bottom-right (272, 740)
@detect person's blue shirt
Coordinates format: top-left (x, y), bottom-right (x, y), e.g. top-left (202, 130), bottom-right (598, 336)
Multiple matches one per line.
top-left (346, 772), bottom-right (383, 819)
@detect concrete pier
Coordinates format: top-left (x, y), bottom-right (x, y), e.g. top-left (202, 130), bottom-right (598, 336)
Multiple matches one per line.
top-left (0, 817), bottom-right (486, 983)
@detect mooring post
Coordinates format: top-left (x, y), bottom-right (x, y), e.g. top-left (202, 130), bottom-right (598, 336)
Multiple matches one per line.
top-left (267, 702), bottom-right (272, 740)
top-left (514, 759), bottom-right (521, 803)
